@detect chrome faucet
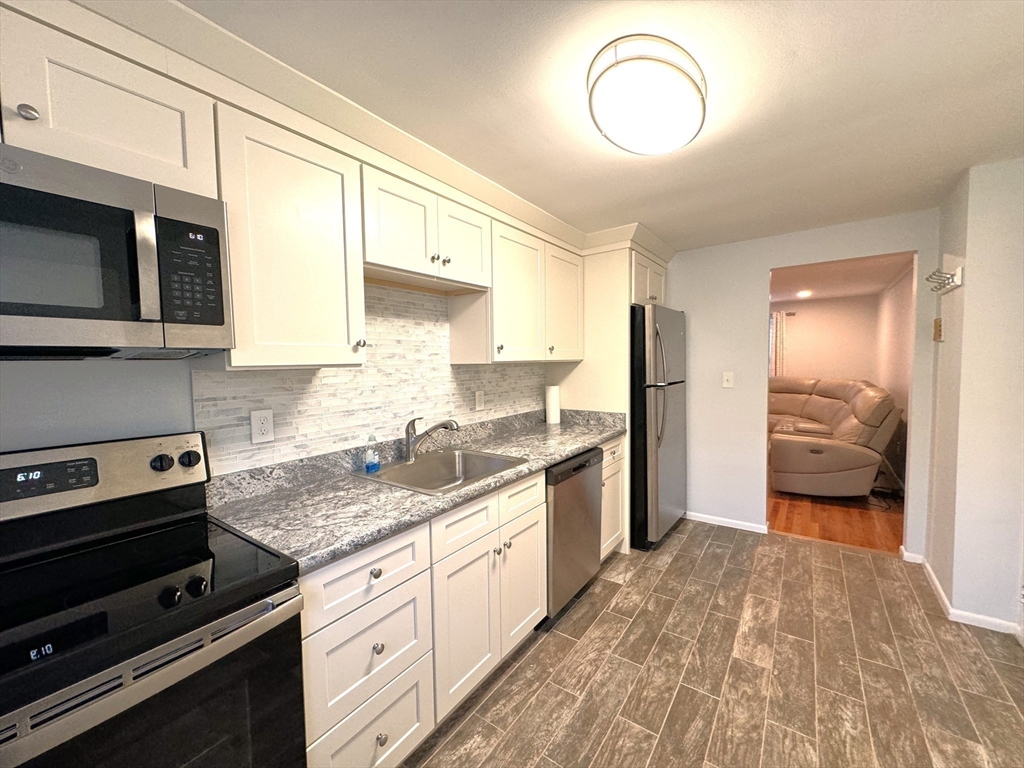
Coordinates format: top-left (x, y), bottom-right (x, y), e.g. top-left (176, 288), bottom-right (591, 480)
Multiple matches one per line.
top-left (405, 418), bottom-right (459, 462)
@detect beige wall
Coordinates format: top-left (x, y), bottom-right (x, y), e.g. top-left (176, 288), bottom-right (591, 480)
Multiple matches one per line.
top-left (877, 268), bottom-right (915, 413)
top-left (771, 294), bottom-right (881, 383)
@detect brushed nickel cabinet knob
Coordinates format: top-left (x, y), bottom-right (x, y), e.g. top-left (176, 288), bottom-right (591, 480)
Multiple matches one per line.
top-left (16, 103), bottom-right (40, 120)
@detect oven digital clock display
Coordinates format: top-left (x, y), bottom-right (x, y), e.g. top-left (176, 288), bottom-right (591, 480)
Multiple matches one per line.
top-left (0, 458), bottom-right (98, 502)
top-left (0, 613), bottom-right (108, 676)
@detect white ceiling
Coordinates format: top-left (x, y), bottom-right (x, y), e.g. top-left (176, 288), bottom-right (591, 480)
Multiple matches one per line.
top-left (180, 0), bottom-right (1024, 252)
top-left (770, 251), bottom-right (915, 303)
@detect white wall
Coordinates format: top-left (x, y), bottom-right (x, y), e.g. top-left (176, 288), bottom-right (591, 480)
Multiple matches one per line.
top-left (0, 360), bottom-right (196, 451)
top-left (667, 210), bottom-right (938, 550)
top-left (772, 294), bottom-right (880, 382)
top-left (927, 173), bottom-right (969, 599)
top-left (948, 158), bottom-right (1024, 626)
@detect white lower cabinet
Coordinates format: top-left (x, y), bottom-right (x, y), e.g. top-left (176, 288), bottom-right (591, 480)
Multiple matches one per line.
top-left (601, 459), bottom-right (626, 559)
top-left (303, 570), bottom-right (433, 745)
top-left (431, 531), bottom-right (502, 720)
top-left (306, 652), bottom-right (435, 768)
top-left (499, 503), bottom-right (548, 656)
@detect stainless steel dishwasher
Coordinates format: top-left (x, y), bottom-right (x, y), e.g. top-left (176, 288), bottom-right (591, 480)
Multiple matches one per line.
top-left (546, 447), bottom-right (604, 616)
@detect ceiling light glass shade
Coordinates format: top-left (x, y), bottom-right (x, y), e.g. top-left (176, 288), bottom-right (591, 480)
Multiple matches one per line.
top-left (587, 35), bottom-right (706, 156)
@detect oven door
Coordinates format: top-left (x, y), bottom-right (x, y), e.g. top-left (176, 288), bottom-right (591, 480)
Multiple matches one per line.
top-left (0, 145), bottom-right (163, 352)
top-left (1, 589), bottom-right (305, 768)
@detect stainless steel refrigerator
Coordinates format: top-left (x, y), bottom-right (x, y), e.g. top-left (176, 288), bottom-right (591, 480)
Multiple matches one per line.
top-left (630, 304), bottom-right (687, 548)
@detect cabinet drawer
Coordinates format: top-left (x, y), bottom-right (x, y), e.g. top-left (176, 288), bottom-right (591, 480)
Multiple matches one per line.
top-left (430, 492), bottom-right (499, 563)
top-left (303, 570), bottom-right (432, 744)
top-left (600, 438), bottom-right (624, 466)
top-left (300, 524), bottom-right (429, 637)
top-left (306, 652), bottom-right (435, 768)
top-left (498, 472), bottom-right (545, 527)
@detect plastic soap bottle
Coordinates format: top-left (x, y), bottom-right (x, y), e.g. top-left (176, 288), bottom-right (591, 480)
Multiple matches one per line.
top-left (364, 435), bottom-right (381, 474)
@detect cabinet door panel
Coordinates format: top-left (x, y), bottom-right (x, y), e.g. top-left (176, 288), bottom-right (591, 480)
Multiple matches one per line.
top-left (491, 222), bottom-right (545, 361)
top-left (499, 504), bottom-right (547, 656)
top-left (437, 198), bottom-right (491, 287)
top-left (601, 461), bottom-right (625, 559)
top-left (632, 251), bottom-right (652, 305)
top-left (649, 263), bottom-right (667, 305)
top-left (432, 533), bottom-right (501, 720)
top-left (217, 104), bottom-right (365, 367)
top-left (545, 244), bottom-right (583, 361)
top-left (363, 167), bottom-right (438, 276)
top-left (0, 10), bottom-right (216, 196)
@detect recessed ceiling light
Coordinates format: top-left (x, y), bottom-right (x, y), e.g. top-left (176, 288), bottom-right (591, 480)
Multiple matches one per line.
top-left (796, 290), bottom-right (813, 298)
top-left (587, 35), bottom-right (707, 156)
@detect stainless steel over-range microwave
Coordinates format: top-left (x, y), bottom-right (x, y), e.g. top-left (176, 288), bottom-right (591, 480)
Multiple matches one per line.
top-left (0, 145), bottom-right (233, 359)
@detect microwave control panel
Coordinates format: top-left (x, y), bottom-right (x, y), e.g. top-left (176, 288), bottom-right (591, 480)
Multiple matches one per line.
top-left (156, 217), bottom-right (225, 326)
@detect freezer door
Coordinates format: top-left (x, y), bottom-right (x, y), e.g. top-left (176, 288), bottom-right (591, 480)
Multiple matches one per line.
top-left (646, 381), bottom-right (687, 541)
top-left (646, 305), bottom-right (687, 385)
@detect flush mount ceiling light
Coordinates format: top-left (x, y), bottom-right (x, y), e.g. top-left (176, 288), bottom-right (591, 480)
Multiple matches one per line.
top-left (796, 290), bottom-right (814, 298)
top-left (587, 34), bottom-right (707, 156)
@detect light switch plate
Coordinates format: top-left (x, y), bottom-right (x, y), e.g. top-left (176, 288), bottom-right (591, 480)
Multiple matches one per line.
top-left (475, 391), bottom-right (484, 410)
top-left (722, 372), bottom-right (734, 388)
top-left (250, 409), bottom-right (274, 444)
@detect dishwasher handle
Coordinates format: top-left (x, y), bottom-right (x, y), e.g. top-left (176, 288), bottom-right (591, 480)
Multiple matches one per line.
top-left (546, 447), bottom-right (604, 485)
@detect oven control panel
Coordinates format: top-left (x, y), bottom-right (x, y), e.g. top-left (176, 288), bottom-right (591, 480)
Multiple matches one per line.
top-left (156, 217), bottom-right (225, 326)
top-left (0, 433), bottom-right (208, 522)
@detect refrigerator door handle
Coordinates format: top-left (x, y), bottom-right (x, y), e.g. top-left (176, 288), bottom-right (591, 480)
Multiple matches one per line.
top-left (656, 387), bottom-right (667, 446)
top-left (655, 323), bottom-right (669, 387)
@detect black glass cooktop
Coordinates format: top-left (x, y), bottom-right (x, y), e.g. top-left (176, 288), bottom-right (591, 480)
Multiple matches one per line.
top-left (0, 512), bottom-right (297, 715)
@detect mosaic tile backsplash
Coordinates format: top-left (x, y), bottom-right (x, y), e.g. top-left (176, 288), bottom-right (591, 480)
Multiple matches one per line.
top-left (193, 284), bottom-right (546, 475)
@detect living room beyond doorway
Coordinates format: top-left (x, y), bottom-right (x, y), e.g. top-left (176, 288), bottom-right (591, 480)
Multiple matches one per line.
top-left (766, 252), bottom-right (915, 554)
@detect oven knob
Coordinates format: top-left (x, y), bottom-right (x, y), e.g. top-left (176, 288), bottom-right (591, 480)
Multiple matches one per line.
top-left (150, 454), bottom-right (175, 472)
top-left (186, 576), bottom-right (208, 598)
top-left (159, 586), bottom-right (182, 609)
top-left (178, 450), bottom-right (202, 468)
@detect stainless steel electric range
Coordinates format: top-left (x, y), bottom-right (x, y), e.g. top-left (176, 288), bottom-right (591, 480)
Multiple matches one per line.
top-left (0, 432), bottom-right (305, 767)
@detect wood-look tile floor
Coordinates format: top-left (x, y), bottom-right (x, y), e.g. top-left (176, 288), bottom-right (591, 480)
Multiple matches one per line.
top-left (768, 489), bottom-right (905, 554)
top-left (404, 520), bottom-right (1024, 768)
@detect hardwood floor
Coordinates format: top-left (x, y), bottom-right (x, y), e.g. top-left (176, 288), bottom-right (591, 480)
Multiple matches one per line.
top-left (768, 488), bottom-right (904, 554)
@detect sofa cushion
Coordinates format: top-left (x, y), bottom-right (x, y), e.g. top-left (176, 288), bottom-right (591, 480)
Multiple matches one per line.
top-left (769, 377), bottom-right (819, 394)
top-left (774, 420), bottom-right (833, 436)
top-left (769, 392), bottom-right (810, 417)
top-left (801, 394), bottom-right (848, 426)
top-left (813, 378), bottom-right (861, 401)
top-left (849, 385), bottom-right (894, 427)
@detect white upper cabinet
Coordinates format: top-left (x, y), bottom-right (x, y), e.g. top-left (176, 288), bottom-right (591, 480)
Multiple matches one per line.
top-left (363, 167), bottom-right (491, 289)
top-left (491, 222), bottom-right (546, 361)
top-left (0, 9), bottom-right (216, 197)
top-left (632, 251), bottom-right (667, 305)
top-left (363, 167), bottom-right (438, 275)
top-left (437, 198), bottom-right (492, 287)
top-left (217, 104), bottom-right (365, 368)
top-left (544, 244), bottom-right (584, 361)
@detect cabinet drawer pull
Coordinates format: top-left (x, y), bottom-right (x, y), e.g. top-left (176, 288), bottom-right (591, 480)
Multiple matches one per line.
top-left (376, 733), bottom-right (388, 747)
top-left (549, 346), bottom-right (555, 353)
top-left (442, 257), bottom-right (451, 266)
top-left (430, 254), bottom-right (440, 263)
top-left (504, 540), bottom-right (512, 550)
top-left (16, 103), bottom-right (40, 121)
top-left (496, 344), bottom-right (504, 353)
top-left (369, 567), bottom-right (383, 579)
top-left (372, 642), bottom-right (386, 655)
top-left (493, 546), bottom-right (503, 556)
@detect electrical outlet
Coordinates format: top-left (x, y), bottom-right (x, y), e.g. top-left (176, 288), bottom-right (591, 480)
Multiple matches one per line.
top-left (722, 372), bottom-right (734, 388)
top-left (250, 409), bottom-right (274, 444)
top-left (475, 391), bottom-right (484, 410)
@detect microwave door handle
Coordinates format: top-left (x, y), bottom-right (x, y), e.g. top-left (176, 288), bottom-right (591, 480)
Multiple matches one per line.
top-left (134, 211), bottom-right (162, 321)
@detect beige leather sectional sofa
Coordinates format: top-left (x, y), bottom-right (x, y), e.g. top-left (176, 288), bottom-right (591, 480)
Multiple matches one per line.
top-left (768, 377), bottom-right (902, 497)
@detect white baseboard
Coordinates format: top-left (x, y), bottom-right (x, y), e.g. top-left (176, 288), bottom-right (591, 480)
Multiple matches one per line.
top-left (922, 559), bottom-right (1021, 634)
top-left (899, 546), bottom-right (924, 563)
top-left (684, 511), bottom-right (768, 534)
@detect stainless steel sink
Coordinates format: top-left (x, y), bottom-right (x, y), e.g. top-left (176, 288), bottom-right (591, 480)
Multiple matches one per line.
top-left (358, 449), bottom-right (528, 495)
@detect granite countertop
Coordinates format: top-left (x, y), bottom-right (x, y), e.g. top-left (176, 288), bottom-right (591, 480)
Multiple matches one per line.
top-left (207, 411), bottom-right (625, 574)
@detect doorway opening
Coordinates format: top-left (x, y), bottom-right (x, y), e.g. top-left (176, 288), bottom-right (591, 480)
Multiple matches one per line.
top-left (766, 252), bottom-right (915, 553)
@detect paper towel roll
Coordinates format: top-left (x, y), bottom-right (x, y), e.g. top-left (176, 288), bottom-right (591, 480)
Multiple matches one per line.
top-left (545, 385), bottom-right (560, 424)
